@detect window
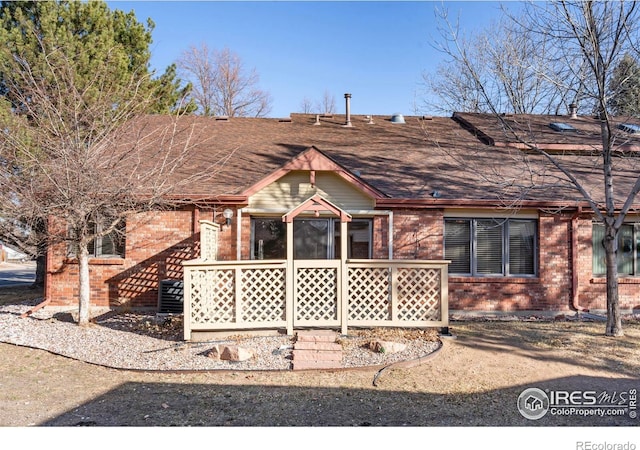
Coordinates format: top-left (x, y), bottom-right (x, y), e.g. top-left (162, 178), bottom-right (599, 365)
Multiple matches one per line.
top-left (68, 217), bottom-right (126, 258)
top-left (250, 217), bottom-right (372, 260)
top-left (251, 218), bottom-right (286, 260)
top-left (592, 223), bottom-right (640, 276)
top-left (444, 218), bottom-right (537, 276)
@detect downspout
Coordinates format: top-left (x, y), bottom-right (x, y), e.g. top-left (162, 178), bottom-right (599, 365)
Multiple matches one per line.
top-left (571, 207), bottom-right (589, 313)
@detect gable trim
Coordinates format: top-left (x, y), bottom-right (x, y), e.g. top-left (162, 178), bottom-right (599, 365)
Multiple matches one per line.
top-left (282, 194), bottom-right (352, 223)
top-left (242, 146), bottom-right (386, 200)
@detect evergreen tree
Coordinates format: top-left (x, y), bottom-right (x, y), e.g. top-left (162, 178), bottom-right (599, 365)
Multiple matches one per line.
top-left (0, 0), bottom-right (191, 115)
top-left (608, 53), bottom-right (640, 116)
top-left (0, 1), bottom-right (198, 324)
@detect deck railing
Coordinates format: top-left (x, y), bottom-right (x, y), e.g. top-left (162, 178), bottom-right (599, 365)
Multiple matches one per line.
top-left (182, 259), bottom-right (449, 340)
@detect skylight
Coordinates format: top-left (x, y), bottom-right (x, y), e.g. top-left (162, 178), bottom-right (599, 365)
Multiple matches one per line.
top-left (549, 122), bottom-right (577, 132)
top-left (617, 123), bottom-right (640, 134)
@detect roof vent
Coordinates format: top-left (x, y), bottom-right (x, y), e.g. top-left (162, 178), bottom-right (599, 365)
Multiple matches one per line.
top-left (278, 117), bottom-right (292, 123)
top-left (343, 93), bottom-right (353, 127)
top-left (569, 103), bottom-right (578, 118)
top-left (390, 113), bottom-right (405, 124)
top-left (549, 122), bottom-right (576, 132)
top-left (366, 115), bottom-right (374, 124)
top-left (313, 114), bottom-right (321, 125)
top-left (215, 116), bottom-right (229, 121)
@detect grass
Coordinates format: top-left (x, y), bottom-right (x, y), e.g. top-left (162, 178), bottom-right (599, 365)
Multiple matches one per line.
top-left (451, 319), bottom-right (640, 376)
top-left (0, 285), bottom-right (44, 306)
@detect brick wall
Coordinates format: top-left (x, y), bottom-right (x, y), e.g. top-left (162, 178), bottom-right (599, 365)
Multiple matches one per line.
top-left (447, 213), bottom-right (572, 311)
top-left (392, 209), bottom-right (443, 260)
top-left (47, 206), bottom-right (640, 313)
top-left (48, 209), bottom-right (200, 308)
top-left (575, 216), bottom-right (640, 312)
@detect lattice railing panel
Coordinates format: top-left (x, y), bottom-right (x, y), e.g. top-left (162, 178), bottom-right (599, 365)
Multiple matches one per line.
top-left (241, 268), bottom-right (286, 322)
top-left (189, 269), bottom-right (235, 323)
top-left (348, 267), bottom-right (392, 321)
top-left (199, 221), bottom-right (219, 260)
top-left (396, 268), bottom-right (441, 321)
top-left (295, 267), bottom-right (338, 321)
top-left (183, 260), bottom-right (448, 337)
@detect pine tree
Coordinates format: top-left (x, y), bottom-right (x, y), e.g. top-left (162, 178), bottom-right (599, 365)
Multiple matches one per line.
top-left (608, 53), bottom-right (640, 116)
top-left (0, 1), bottom-right (199, 325)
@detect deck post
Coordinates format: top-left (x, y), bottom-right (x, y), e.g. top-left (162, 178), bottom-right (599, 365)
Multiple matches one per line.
top-left (340, 220), bottom-right (348, 335)
top-left (183, 266), bottom-right (192, 341)
top-left (440, 262), bottom-right (449, 326)
top-left (285, 222), bottom-right (294, 335)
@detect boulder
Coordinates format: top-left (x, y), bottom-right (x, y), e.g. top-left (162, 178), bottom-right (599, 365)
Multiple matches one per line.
top-left (220, 345), bottom-right (255, 362)
top-left (205, 345), bottom-right (221, 359)
top-left (369, 340), bottom-right (407, 354)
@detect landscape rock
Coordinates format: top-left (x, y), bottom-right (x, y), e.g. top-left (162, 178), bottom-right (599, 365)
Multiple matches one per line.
top-left (205, 345), bottom-right (221, 359)
top-left (220, 345), bottom-right (255, 362)
top-left (369, 340), bottom-right (407, 354)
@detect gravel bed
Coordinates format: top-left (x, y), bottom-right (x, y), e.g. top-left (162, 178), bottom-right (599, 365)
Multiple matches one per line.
top-left (0, 300), bottom-right (441, 371)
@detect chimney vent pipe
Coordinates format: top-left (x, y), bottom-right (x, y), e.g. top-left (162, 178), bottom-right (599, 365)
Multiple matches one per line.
top-left (344, 93), bottom-right (352, 127)
top-left (569, 103), bottom-right (578, 119)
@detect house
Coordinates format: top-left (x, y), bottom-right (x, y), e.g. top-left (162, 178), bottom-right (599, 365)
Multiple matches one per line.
top-left (0, 241), bottom-right (28, 263)
top-left (43, 99), bottom-right (640, 338)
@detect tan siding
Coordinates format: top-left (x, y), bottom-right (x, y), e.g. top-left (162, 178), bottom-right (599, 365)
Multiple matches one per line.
top-left (248, 170), bottom-right (374, 211)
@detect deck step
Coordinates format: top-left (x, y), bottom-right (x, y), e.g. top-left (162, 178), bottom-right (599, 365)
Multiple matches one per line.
top-left (295, 330), bottom-right (339, 343)
top-left (292, 331), bottom-right (343, 370)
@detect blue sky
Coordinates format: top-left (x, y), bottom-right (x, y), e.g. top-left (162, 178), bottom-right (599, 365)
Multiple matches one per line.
top-left (107, 1), bottom-right (511, 117)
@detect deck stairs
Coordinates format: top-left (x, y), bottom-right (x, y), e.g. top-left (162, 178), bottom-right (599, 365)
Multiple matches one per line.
top-left (292, 330), bottom-right (343, 370)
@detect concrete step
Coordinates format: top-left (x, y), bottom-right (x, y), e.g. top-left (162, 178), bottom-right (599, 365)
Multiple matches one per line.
top-left (293, 341), bottom-right (343, 351)
top-left (292, 330), bottom-right (343, 370)
top-left (295, 330), bottom-right (339, 343)
top-left (292, 360), bottom-right (343, 370)
top-left (292, 349), bottom-right (343, 361)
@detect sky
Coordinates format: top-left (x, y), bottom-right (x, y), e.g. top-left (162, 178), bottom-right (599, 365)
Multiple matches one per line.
top-left (106, 1), bottom-right (513, 118)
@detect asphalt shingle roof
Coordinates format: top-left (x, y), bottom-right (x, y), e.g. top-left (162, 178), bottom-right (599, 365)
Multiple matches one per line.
top-left (122, 112), bottom-right (640, 208)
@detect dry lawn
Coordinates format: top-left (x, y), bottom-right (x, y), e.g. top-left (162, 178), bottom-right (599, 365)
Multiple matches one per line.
top-left (0, 285), bottom-right (44, 306)
top-left (1, 321), bottom-right (638, 426)
top-left (1, 286), bottom-right (638, 427)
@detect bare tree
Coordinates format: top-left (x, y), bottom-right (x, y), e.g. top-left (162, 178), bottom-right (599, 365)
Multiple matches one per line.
top-left (425, 7), bottom-right (585, 115)
top-left (177, 44), bottom-right (272, 117)
top-left (0, 38), bottom-right (224, 326)
top-left (299, 97), bottom-right (314, 114)
top-left (431, 0), bottom-right (640, 336)
top-left (316, 90), bottom-right (336, 115)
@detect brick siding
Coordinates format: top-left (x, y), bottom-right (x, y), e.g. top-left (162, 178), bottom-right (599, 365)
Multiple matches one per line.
top-left (46, 207), bottom-right (640, 312)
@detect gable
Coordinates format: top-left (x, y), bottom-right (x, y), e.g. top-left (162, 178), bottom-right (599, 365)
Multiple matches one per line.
top-left (247, 170), bottom-right (375, 211)
top-left (241, 146), bottom-right (385, 200)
